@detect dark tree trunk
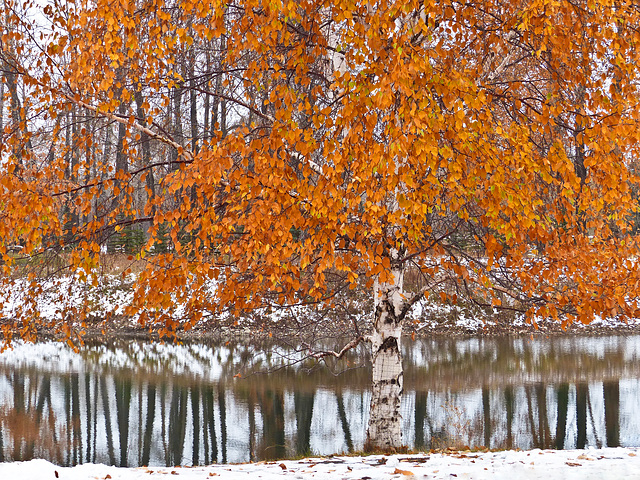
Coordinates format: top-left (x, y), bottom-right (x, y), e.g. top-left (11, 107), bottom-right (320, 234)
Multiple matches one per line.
top-left (554, 383), bottom-right (569, 449)
top-left (294, 391), bottom-right (314, 456)
top-left (576, 382), bottom-right (588, 449)
top-left (141, 383), bottom-right (157, 466)
top-left (482, 387), bottom-right (491, 448)
top-left (604, 381), bottom-right (620, 448)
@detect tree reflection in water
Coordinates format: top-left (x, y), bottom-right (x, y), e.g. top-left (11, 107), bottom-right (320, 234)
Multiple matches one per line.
top-left (0, 335), bottom-right (638, 466)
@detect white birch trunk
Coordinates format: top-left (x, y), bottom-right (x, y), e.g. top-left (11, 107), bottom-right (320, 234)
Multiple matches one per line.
top-left (365, 252), bottom-right (405, 451)
top-left (325, 7), bottom-right (410, 451)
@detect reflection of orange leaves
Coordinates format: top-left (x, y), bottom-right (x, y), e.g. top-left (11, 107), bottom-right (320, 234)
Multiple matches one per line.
top-left (0, 408), bottom-right (68, 463)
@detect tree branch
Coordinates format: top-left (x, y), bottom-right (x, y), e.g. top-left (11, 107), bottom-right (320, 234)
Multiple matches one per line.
top-left (302, 335), bottom-right (364, 359)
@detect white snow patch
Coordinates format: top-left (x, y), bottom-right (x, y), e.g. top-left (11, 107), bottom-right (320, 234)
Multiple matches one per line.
top-left (2, 448), bottom-right (640, 479)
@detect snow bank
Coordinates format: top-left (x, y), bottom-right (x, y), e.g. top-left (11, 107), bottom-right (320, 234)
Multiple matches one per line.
top-left (2, 448), bottom-right (639, 480)
top-left (3, 268), bottom-right (640, 335)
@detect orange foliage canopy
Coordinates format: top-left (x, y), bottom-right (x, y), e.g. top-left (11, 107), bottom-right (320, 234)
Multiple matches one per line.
top-left (2, 0), bottom-right (640, 340)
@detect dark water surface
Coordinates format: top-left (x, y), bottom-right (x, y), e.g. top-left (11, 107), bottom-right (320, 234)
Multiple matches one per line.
top-left (0, 335), bottom-right (638, 466)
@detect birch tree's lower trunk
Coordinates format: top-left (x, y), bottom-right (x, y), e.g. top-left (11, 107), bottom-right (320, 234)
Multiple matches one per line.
top-left (365, 259), bottom-right (406, 451)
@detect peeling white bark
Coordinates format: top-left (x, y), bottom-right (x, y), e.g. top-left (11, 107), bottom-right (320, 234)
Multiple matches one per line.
top-left (365, 254), bottom-right (405, 451)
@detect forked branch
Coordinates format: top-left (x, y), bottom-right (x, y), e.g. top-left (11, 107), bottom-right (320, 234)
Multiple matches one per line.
top-left (302, 335), bottom-right (364, 359)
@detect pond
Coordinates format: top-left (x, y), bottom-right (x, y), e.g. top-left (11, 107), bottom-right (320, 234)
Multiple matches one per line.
top-left (0, 335), bottom-right (638, 467)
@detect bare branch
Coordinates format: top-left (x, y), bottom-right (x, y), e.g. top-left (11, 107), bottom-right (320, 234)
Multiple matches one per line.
top-left (303, 335), bottom-right (364, 360)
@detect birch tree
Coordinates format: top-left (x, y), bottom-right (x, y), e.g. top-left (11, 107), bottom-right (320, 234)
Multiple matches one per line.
top-left (3, 0), bottom-right (640, 450)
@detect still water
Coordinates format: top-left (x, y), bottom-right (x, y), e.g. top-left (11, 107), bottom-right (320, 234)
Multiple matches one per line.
top-left (0, 335), bottom-right (638, 466)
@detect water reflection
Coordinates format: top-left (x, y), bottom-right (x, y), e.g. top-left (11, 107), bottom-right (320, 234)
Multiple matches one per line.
top-left (0, 335), bottom-right (638, 466)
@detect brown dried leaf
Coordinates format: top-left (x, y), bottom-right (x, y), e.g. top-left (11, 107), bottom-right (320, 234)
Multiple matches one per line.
top-left (393, 467), bottom-right (415, 476)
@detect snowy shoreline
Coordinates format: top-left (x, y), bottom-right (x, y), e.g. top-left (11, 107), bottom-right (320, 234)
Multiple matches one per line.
top-left (2, 448), bottom-right (640, 479)
top-left (3, 273), bottom-right (640, 342)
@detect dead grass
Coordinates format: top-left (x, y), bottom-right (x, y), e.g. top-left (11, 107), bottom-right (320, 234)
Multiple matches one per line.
top-left (97, 253), bottom-right (147, 276)
top-left (6, 252), bottom-right (148, 279)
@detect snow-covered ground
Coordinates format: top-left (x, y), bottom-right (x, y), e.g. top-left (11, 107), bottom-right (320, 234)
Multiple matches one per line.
top-left (2, 448), bottom-right (640, 479)
top-left (3, 272), bottom-right (640, 334)
top-left (0, 275), bottom-right (138, 321)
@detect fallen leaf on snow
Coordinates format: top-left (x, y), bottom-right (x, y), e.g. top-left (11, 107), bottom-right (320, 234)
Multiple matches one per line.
top-left (393, 467), bottom-right (414, 476)
top-left (279, 463), bottom-right (287, 470)
top-left (565, 462), bottom-right (582, 467)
